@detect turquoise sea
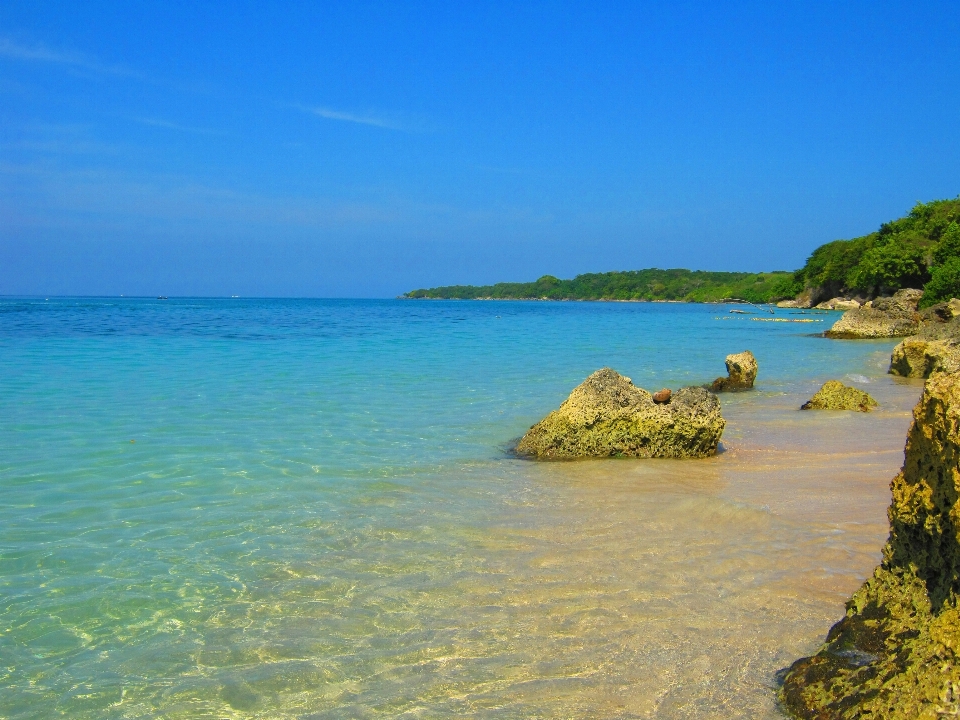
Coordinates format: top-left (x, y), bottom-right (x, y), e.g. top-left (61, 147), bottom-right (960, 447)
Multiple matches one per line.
top-left (0, 298), bottom-right (923, 718)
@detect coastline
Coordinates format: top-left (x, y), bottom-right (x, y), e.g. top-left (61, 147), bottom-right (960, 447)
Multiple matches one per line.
top-left (0, 297), bottom-right (917, 718)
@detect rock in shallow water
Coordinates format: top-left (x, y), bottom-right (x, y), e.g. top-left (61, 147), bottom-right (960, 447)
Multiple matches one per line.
top-left (515, 368), bottom-right (724, 460)
top-left (889, 338), bottom-right (960, 378)
top-left (801, 380), bottom-right (878, 412)
top-left (824, 288), bottom-right (922, 339)
top-left (780, 371), bottom-right (960, 719)
top-left (711, 350), bottom-right (758, 392)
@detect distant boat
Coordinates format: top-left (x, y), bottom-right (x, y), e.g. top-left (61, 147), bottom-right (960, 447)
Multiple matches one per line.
top-left (157, 296), bottom-right (168, 300)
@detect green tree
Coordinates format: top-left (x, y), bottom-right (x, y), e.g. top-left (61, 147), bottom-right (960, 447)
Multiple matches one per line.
top-left (933, 222), bottom-right (960, 266)
top-left (848, 243), bottom-right (925, 294)
top-left (920, 256), bottom-right (960, 308)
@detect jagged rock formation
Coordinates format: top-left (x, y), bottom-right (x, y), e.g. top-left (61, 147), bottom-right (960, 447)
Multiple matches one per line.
top-left (711, 351), bottom-right (758, 392)
top-left (889, 300), bottom-right (960, 378)
top-left (825, 289), bottom-right (922, 339)
top-left (780, 371), bottom-right (960, 719)
top-left (800, 381), bottom-right (878, 412)
top-left (515, 368), bottom-right (725, 460)
top-left (890, 338), bottom-right (960, 378)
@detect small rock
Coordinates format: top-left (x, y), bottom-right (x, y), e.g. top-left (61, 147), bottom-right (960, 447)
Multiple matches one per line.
top-left (815, 297), bottom-right (861, 310)
top-left (711, 350), bottom-right (758, 392)
top-left (801, 381), bottom-right (878, 412)
top-left (652, 388), bottom-right (672, 404)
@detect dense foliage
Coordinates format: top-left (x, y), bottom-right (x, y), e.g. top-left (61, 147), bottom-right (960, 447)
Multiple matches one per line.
top-left (793, 197), bottom-right (960, 301)
top-left (405, 269), bottom-right (798, 303)
top-left (405, 197), bottom-right (960, 305)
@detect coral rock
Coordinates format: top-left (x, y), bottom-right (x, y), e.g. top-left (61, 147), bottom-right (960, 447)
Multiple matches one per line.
top-left (825, 289), bottom-right (922, 339)
top-left (800, 380), bottom-right (878, 412)
top-left (515, 368), bottom-right (724, 460)
top-left (780, 371), bottom-right (960, 719)
top-left (815, 297), bottom-right (861, 310)
top-left (711, 350), bottom-right (758, 392)
top-left (890, 338), bottom-right (960, 378)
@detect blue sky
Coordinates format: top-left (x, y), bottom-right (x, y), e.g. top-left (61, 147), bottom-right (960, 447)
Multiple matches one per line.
top-left (2, 1), bottom-right (959, 297)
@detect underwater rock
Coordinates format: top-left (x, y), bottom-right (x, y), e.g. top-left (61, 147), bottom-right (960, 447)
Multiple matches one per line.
top-left (800, 380), bottom-right (878, 412)
top-left (780, 370), bottom-right (960, 719)
top-left (825, 288), bottom-right (922, 339)
top-left (711, 350), bottom-right (758, 392)
top-left (515, 368), bottom-right (724, 460)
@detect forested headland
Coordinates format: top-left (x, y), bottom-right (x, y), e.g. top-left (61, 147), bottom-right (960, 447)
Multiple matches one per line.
top-left (404, 197), bottom-right (960, 307)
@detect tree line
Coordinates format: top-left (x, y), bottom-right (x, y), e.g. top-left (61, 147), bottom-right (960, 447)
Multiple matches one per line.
top-left (404, 197), bottom-right (960, 307)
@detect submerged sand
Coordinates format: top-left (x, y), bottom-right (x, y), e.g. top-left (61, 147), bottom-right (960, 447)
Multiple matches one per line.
top-left (421, 376), bottom-right (923, 718)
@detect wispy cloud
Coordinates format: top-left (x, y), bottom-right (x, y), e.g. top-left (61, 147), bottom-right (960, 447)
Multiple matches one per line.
top-left (132, 116), bottom-right (223, 136)
top-left (302, 105), bottom-right (408, 131)
top-left (0, 37), bottom-right (139, 78)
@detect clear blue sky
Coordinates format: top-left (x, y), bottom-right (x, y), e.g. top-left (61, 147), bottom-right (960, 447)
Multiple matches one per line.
top-left (2, 1), bottom-right (959, 297)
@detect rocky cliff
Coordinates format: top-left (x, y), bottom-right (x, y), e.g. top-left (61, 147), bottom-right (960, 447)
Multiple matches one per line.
top-left (780, 371), bottom-right (960, 718)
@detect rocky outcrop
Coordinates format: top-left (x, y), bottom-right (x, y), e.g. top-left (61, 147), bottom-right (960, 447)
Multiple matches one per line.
top-left (515, 368), bottom-right (725, 460)
top-left (888, 300), bottom-right (960, 378)
top-left (800, 381), bottom-right (878, 412)
top-left (780, 371), bottom-right (960, 719)
top-left (825, 289), bottom-right (922, 339)
top-left (815, 297), bottom-right (862, 310)
top-left (711, 351), bottom-right (758, 392)
top-left (919, 298), bottom-right (960, 325)
top-left (890, 338), bottom-right (960, 378)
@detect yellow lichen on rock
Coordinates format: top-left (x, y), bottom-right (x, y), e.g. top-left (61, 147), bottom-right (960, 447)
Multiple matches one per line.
top-left (825, 289), bottom-right (922, 339)
top-left (801, 380), bottom-right (878, 412)
top-left (711, 350), bottom-right (758, 392)
top-left (515, 367), bottom-right (725, 460)
top-left (889, 338), bottom-right (960, 378)
top-left (780, 371), bottom-right (960, 719)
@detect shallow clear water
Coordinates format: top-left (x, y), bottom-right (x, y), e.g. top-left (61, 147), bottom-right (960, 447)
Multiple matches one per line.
top-left (0, 299), bottom-right (922, 718)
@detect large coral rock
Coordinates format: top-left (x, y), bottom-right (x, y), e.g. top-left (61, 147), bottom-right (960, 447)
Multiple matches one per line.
top-left (889, 338), bottom-right (960, 378)
top-left (800, 380), bottom-right (878, 412)
top-left (889, 305), bottom-right (960, 378)
top-left (825, 288), bottom-right (922, 339)
top-left (711, 350), bottom-right (758, 392)
top-left (780, 371), bottom-right (960, 719)
top-left (515, 368), bottom-right (725, 460)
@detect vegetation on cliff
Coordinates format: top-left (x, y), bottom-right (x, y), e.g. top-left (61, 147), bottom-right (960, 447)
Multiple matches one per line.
top-left (405, 197), bottom-right (960, 306)
top-left (792, 197), bottom-right (960, 305)
top-left (405, 269), bottom-right (797, 302)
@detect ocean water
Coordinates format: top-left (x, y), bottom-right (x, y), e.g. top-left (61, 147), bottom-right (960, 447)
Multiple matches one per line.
top-left (0, 298), bottom-right (923, 719)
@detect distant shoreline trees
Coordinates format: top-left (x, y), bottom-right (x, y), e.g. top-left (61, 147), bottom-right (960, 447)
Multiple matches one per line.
top-left (404, 197), bottom-right (960, 306)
